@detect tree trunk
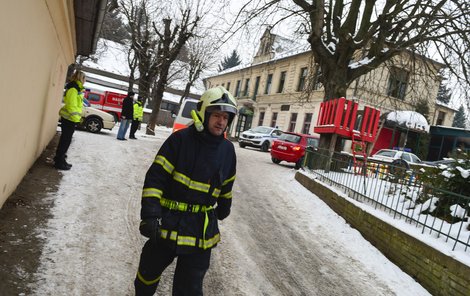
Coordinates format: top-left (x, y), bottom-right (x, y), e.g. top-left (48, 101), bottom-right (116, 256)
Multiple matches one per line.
top-left (146, 78), bottom-right (167, 135)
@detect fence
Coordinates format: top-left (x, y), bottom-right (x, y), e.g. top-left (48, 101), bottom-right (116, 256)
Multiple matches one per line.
top-left (303, 148), bottom-right (470, 253)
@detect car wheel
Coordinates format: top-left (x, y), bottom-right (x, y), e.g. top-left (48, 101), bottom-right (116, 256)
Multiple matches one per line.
top-left (261, 141), bottom-right (270, 152)
top-left (239, 143), bottom-right (246, 148)
top-left (295, 157), bottom-right (305, 170)
top-left (272, 157), bottom-right (281, 164)
top-left (85, 117), bottom-right (102, 133)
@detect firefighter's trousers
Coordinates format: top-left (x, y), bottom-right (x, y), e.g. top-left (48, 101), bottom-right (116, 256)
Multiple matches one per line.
top-left (134, 239), bottom-right (211, 296)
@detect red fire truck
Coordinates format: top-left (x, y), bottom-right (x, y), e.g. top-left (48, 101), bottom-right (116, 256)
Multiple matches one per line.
top-left (84, 90), bottom-right (128, 122)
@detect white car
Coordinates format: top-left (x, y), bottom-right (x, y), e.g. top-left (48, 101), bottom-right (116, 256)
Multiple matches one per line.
top-left (60, 98), bottom-right (116, 133)
top-left (238, 126), bottom-right (283, 152)
top-left (370, 149), bottom-right (422, 168)
top-left (80, 98), bottom-right (116, 133)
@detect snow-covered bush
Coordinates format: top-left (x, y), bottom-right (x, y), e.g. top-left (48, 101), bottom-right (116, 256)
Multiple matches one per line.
top-left (418, 149), bottom-right (470, 225)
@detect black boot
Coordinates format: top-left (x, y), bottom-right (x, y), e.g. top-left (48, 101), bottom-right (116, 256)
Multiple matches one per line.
top-left (54, 156), bottom-right (71, 170)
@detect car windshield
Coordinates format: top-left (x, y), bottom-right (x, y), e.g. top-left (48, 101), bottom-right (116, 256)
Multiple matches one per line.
top-left (279, 133), bottom-right (301, 143)
top-left (83, 98), bottom-right (91, 107)
top-left (251, 126), bottom-right (273, 134)
top-left (374, 150), bottom-right (397, 158)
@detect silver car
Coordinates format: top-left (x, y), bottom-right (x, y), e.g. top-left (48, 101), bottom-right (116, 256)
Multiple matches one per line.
top-left (238, 126), bottom-right (283, 152)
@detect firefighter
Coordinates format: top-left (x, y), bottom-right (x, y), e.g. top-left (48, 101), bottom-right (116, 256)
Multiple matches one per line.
top-left (134, 86), bottom-right (238, 296)
top-left (54, 70), bottom-right (86, 170)
top-left (130, 96), bottom-right (144, 139)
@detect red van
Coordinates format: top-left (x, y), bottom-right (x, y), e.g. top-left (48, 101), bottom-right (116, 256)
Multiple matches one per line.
top-left (270, 132), bottom-right (319, 169)
top-left (84, 90), bottom-right (127, 122)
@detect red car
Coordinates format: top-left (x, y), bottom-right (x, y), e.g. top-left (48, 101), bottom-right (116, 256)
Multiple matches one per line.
top-left (270, 132), bottom-right (319, 169)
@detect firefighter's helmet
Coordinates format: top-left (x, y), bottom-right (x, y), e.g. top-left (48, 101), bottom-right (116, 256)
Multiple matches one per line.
top-left (196, 86), bottom-right (238, 124)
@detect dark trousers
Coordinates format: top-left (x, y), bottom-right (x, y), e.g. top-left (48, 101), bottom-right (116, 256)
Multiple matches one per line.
top-left (130, 120), bottom-right (140, 138)
top-left (135, 240), bottom-right (211, 296)
top-left (55, 118), bottom-right (76, 161)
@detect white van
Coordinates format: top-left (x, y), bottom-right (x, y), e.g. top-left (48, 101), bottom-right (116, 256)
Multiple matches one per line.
top-left (172, 98), bottom-right (199, 133)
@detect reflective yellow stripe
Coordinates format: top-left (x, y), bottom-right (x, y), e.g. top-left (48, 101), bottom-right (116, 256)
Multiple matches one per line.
top-left (160, 197), bottom-right (213, 213)
top-left (142, 188), bottom-right (162, 199)
top-left (222, 175), bottom-right (236, 186)
top-left (212, 188), bottom-right (221, 198)
top-left (137, 270), bottom-right (160, 286)
top-left (160, 228), bottom-right (220, 249)
top-left (173, 171), bottom-right (210, 193)
top-left (178, 236), bottom-right (197, 246)
top-left (199, 233), bottom-right (220, 249)
top-left (155, 155), bottom-right (174, 174)
top-left (219, 191), bottom-right (233, 199)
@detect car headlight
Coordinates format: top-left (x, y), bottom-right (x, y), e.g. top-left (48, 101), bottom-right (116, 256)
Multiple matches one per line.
top-left (254, 135), bottom-right (261, 139)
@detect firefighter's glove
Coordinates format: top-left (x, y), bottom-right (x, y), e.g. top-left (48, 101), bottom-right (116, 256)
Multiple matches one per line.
top-left (139, 218), bottom-right (161, 244)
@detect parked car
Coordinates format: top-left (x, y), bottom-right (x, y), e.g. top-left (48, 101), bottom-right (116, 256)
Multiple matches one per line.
top-left (370, 149), bottom-right (422, 169)
top-left (79, 98), bottom-right (116, 133)
top-left (60, 98), bottom-right (116, 133)
top-left (238, 126), bottom-right (283, 152)
top-left (270, 132), bottom-right (320, 169)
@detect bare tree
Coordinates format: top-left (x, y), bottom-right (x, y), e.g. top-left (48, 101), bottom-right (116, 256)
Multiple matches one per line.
top-left (145, 12), bottom-right (201, 135)
top-left (120, 0), bottom-right (161, 105)
top-left (177, 36), bottom-right (219, 106)
top-left (236, 0), bottom-right (470, 151)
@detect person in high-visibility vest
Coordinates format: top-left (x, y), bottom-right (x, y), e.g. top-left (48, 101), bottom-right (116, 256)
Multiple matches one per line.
top-left (54, 70), bottom-right (86, 170)
top-left (130, 96), bottom-right (144, 139)
top-left (134, 86), bottom-right (238, 295)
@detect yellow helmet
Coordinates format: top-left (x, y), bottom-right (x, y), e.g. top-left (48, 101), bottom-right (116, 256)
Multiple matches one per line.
top-left (196, 86), bottom-right (238, 124)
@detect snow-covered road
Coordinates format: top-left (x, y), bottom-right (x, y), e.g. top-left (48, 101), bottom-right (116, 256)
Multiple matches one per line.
top-left (29, 126), bottom-right (430, 295)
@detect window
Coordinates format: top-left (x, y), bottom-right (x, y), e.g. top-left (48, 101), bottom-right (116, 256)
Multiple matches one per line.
top-left (307, 138), bottom-right (319, 148)
top-left (313, 66), bottom-right (322, 90)
top-left (289, 113), bottom-right (297, 132)
top-left (226, 82), bottom-right (231, 92)
top-left (243, 78), bottom-right (250, 96)
top-left (280, 105), bottom-right (290, 111)
top-left (387, 67), bottom-right (409, 100)
top-left (302, 113), bottom-right (313, 134)
top-left (265, 74), bottom-right (273, 94)
top-left (235, 80), bottom-right (241, 97)
top-left (87, 93), bottom-right (101, 102)
top-left (258, 111), bottom-right (265, 126)
top-left (436, 111), bottom-right (446, 125)
top-left (271, 112), bottom-right (278, 127)
top-left (278, 71), bottom-right (287, 93)
top-left (297, 67), bottom-right (308, 91)
top-left (253, 76), bottom-right (260, 100)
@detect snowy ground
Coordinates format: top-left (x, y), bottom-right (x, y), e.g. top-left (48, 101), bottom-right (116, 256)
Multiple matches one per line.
top-left (18, 124), bottom-right (431, 295)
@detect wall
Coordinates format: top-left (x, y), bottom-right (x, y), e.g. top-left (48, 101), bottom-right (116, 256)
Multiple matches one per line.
top-left (0, 1), bottom-right (76, 207)
top-left (295, 172), bottom-right (470, 296)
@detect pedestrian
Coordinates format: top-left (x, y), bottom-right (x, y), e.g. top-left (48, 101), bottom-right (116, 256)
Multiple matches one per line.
top-left (53, 70), bottom-right (86, 170)
top-left (117, 91), bottom-right (135, 140)
top-left (130, 96), bottom-right (144, 139)
top-left (134, 86), bottom-right (238, 296)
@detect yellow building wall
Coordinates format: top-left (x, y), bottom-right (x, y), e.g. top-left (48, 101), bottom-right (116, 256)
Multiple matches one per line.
top-left (0, 1), bottom-right (76, 207)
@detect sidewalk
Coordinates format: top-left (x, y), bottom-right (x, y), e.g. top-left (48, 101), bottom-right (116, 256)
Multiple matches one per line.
top-left (0, 135), bottom-right (61, 295)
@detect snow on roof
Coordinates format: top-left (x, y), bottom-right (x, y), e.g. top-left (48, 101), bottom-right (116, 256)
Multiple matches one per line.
top-left (213, 42), bottom-right (311, 76)
top-left (83, 39), bottom-right (131, 76)
top-left (386, 111), bottom-right (430, 132)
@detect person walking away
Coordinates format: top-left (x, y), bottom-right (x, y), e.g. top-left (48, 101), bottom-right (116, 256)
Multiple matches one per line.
top-left (117, 91), bottom-right (135, 140)
top-left (53, 70), bottom-right (86, 170)
top-left (130, 96), bottom-right (144, 139)
top-left (134, 86), bottom-right (238, 296)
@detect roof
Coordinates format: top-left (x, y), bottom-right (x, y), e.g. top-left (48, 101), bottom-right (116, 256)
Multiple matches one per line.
top-left (74, 0), bottom-right (108, 56)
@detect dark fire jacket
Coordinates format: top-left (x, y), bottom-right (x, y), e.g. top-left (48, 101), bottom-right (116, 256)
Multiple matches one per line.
top-left (141, 125), bottom-right (236, 254)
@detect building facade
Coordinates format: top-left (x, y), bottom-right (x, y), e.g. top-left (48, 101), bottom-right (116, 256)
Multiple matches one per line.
top-left (0, 0), bottom-right (106, 207)
top-left (204, 28), bottom-right (453, 142)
